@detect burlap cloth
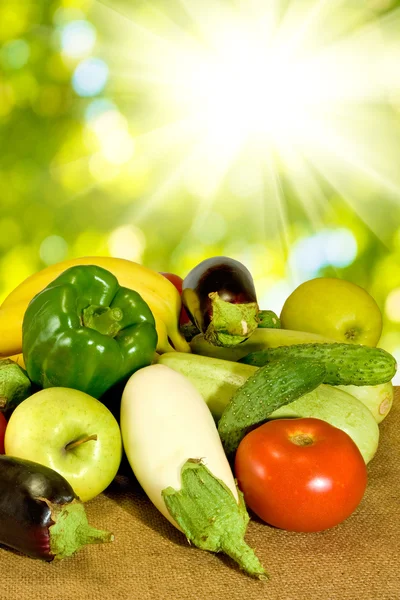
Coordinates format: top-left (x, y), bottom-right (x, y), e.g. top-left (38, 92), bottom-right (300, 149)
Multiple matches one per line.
top-left (1, 390), bottom-right (399, 600)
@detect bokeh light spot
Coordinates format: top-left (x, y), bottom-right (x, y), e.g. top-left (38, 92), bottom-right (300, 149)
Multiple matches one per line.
top-left (85, 103), bottom-right (134, 165)
top-left (101, 131), bottom-right (135, 165)
top-left (259, 280), bottom-right (293, 315)
top-left (385, 288), bottom-right (400, 322)
top-left (289, 228), bottom-right (357, 278)
top-left (12, 72), bottom-right (39, 106)
top-left (324, 229), bottom-right (358, 267)
top-left (73, 230), bottom-right (108, 256)
top-left (60, 20), bottom-right (96, 58)
top-left (39, 235), bottom-right (69, 265)
top-left (108, 226), bottom-right (146, 262)
top-left (0, 39), bottom-right (30, 70)
top-left (0, 6), bottom-right (29, 42)
top-left (72, 58), bottom-right (108, 97)
top-left (85, 98), bottom-right (116, 122)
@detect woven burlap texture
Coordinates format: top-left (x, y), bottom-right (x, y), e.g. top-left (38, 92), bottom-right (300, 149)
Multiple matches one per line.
top-left (1, 389), bottom-right (399, 600)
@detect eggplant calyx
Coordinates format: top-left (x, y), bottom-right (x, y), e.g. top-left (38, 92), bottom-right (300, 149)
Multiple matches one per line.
top-left (49, 499), bottom-right (114, 560)
top-left (204, 292), bottom-right (259, 347)
top-left (162, 459), bottom-right (267, 579)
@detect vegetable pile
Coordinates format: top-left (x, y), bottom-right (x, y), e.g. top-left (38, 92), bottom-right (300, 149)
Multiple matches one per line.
top-left (0, 255), bottom-right (396, 581)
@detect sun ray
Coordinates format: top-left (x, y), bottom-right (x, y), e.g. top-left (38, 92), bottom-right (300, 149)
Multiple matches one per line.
top-left (83, 0), bottom-right (400, 249)
top-left (255, 143), bottom-right (293, 269)
top-left (94, 0), bottom-right (198, 47)
top-left (275, 143), bottom-right (337, 232)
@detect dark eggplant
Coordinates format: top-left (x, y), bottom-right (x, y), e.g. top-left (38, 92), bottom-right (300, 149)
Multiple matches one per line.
top-left (0, 455), bottom-right (113, 561)
top-left (182, 256), bottom-right (259, 347)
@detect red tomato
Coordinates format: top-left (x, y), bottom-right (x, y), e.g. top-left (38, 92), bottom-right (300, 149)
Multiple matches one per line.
top-left (159, 272), bottom-right (191, 325)
top-left (234, 418), bottom-right (367, 533)
top-left (0, 412), bottom-right (7, 454)
top-left (159, 272), bottom-right (183, 294)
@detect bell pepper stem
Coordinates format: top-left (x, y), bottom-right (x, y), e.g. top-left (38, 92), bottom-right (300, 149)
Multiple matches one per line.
top-left (82, 305), bottom-right (123, 337)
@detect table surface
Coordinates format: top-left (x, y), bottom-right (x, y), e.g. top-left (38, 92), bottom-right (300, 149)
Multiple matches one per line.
top-left (1, 389), bottom-right (399, 600)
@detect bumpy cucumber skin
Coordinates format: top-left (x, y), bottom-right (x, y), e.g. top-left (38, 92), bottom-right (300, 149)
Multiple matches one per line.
top-left (239, 343), bottom-right (397, 386)
top-left (190, 329), bottom-right (336, 362)
top-left (217, 357), bottom-right (326, 456)
top-left (269, 384), bottom-right (379, 464)
top-left (157, 352), bottom-right (258, 421)
top-left (157, 353), bottom-right (380, 463)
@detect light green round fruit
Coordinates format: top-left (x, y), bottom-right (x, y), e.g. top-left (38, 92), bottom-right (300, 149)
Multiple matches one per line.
top-left (269, 384), bottom-right (380, 464)
top-left (337, 382), bottom-right (394, 424)
top-left (280, 277), bottom-right (382, 346)
top-left (4, 387), bottom-right (122, 502)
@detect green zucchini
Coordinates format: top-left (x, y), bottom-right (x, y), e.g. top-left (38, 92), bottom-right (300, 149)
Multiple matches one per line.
top-left (157, 352), bottom-right (380, 463)
top-left (257, 310), bottom-right (281, 329)
top-left (190, 329), bottom-right (336, 362)
top-left (157, 352), bottom-right (258, 421)
top-left (239, 343), bottom-right (397, 386)
top-left (268, 385), bottom-right (379, 464)
top-left (337, 382), bottom-right (394, 424)
top-left (217, 357), bottom-right (326, 457)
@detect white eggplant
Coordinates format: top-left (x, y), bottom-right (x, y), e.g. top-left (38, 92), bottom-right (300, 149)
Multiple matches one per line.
top-left (120, 364), bottom-right (265, 578)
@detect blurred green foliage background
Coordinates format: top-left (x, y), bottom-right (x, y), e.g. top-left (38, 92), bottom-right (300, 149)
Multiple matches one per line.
top-left (1, 0), bottom-right (400, 377)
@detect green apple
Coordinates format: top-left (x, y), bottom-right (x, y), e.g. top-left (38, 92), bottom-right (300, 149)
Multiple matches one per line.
top-left (4, 387), bottom-right (122, 502)
top-left (280, 277), bottom-right (382, 346)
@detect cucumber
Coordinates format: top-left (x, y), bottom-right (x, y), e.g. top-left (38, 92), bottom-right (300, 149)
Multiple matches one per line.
top-left (190, 329), bottom-right (336, 362)
top-left (239, 343), bottom-right (397, 386)
top-left (257, 310), bottom-right (281, 329)
top-left (269, 385), bottom-right (379, 464)
top-left (157, 352), bottom-right (258, 421)
top-left (157, 352), bottom-right (380, 463)
top-left (217, 357), bottom-right (326, 457)
top-left (337, 381), bottom-right (394, 424)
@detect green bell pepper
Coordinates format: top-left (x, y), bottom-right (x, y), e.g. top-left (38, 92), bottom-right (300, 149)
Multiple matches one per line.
top-left (22, 264), bottom-right (158, 399)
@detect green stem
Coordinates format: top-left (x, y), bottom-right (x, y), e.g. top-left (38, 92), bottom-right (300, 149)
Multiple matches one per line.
top-left (221, 535), bottom-right (269, 579)
top-left (162, 459), bottom-right (267, 579)
top-left (82, 305), bottom-right (123, 337)
top-left (204, 293), bottom-right (259, 347)
top-left (49, 501), bottom-right (114, 560)
top-left (65, 434), bottom-right (97, 452)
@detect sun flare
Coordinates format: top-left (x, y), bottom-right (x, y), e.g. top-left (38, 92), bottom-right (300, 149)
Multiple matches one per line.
top-left (79, 0), bottom-right (400, 253)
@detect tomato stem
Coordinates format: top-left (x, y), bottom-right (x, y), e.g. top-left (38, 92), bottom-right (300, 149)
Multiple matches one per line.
top-left (290, 433), bottom-right (314, 447)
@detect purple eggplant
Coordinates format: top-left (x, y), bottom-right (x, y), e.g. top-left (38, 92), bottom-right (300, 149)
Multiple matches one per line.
top-left (182, 256), bottom-right (259, 347)
top-left (0, 455), bottom-right (113, 561)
